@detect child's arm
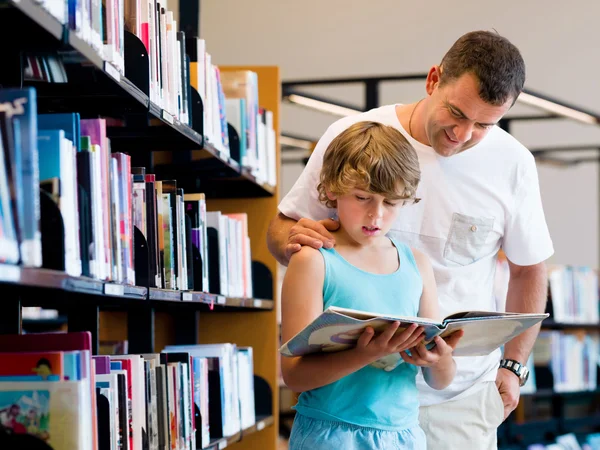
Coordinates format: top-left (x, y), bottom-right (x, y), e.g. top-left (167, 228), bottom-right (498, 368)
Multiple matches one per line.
top-left (401, 249), bottom-right (463, 390)
top-left (281, 246), bottom-right (425, 393)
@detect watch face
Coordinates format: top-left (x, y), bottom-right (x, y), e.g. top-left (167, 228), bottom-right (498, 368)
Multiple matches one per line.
top-left (520, 367), bottom-right (529, 386)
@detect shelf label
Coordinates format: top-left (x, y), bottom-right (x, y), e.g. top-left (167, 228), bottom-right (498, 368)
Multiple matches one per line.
top-left (104, 283), bottom-right (124, 296)
top-left (162, 110), bottom-right (174, 125)
top-left (182, 292), bottom-right (193, 301)
top-left (1, 265), bottom-right (20, 282)
top-left (218, 440), bottom-right (227, 450)
top-left (104, 62), bottom-right (120, 82)
top-left (253, 300), bottom-right (262, 308)
top-left (217, 296), bottom-right (226, 305)
top-left (257, 420), bottom-right (266, 431)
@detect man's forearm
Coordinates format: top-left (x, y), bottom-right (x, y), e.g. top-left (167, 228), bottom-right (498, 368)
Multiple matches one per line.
top-left (503, 262), bottom-right (548, 363)
top-left (267, 213), bottom-right (297, 266)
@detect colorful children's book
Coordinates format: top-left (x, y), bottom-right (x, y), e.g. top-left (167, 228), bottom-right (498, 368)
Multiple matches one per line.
top-left (0, 382), bottom-right (86, 450)
top-left (0, 352), bottom-right (64, 381)
top-left (280, 306), bottom-right (548, 370)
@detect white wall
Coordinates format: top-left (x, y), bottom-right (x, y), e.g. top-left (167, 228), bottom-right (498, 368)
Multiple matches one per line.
top-left (200, 0), bottom-right (600, 267)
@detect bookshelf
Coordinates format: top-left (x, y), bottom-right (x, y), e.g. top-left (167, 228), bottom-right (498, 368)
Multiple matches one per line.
top-left (497, 264), bottom-right (600, 449)
top-left (0, 1), bottom-right (280, 450)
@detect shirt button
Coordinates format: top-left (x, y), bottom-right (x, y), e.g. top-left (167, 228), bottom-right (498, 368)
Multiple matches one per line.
top-left (471, 225), bottom-right (478, 232)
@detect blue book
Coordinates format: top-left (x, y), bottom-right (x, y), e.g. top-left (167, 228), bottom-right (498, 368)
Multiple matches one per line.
top-left (63, 351), bottom-right (81, 381)
top-left (37, 130), bottom-right (64, 183)
top-left (38, 113), bottom-right (81, 153)
top-left (0, 88), bottom-right (41, 267)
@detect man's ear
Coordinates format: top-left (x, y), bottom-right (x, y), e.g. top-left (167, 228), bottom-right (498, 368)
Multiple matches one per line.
top-left (425, 65), bottom-right (442, 96)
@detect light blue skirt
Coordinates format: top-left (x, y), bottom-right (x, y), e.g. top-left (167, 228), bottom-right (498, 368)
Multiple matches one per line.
top-left (289, 414), bottom-right (427, 450)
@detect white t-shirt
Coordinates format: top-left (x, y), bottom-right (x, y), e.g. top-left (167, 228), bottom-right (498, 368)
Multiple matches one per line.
top-left (278, 104), bottom-right (554, 406)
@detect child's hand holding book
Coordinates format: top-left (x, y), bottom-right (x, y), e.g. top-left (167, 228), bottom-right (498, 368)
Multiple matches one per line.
top-left (400, 329), bottom-right (465, 367)
top-left (352, 322), bottom-right (425, 365)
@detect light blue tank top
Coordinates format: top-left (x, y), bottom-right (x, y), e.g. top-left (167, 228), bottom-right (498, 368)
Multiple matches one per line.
top-left (294, 238), bottom-right (423, 431)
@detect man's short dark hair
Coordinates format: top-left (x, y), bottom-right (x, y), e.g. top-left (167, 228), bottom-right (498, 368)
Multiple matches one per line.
top-left (440, 30), bottom-right (525, 106)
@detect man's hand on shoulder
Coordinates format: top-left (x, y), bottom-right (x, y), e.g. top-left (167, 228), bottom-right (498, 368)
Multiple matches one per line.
top-left (286, 217), bottom-right (340, 262)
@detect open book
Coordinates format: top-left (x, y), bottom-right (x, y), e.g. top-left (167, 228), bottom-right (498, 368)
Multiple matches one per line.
top-left (280, 306), bottom-right (548, 371)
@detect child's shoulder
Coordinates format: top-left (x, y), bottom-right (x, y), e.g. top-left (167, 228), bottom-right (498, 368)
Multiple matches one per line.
top-left (288, 245), bottom-right (326, 270)
top-left (406, 246), bottom-right (433, 273)
top-left (391, 239), bottom-right (430, 267)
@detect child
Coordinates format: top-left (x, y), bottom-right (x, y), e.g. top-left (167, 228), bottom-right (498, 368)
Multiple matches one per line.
top-left (281, 121), bottom-right (464, 450)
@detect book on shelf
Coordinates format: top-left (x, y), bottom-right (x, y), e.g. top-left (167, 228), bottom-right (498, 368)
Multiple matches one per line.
top-left (532, 330), bottom-right (599, 393)
top-left (280, 305), bottom-right (548, 371)
top-left (0, 88), bottom-right (42, 268)
top-left (0, 332), bottom-right (260, 450)
top-left (548, 265), bottom-right (599, 325)
top-left (0, 88), bottom-right (265, 297)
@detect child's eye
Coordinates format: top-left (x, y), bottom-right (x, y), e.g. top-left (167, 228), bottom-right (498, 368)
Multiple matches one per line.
top-left (384, 200), bottom-right (398, 206)
top-left (355, 195), bottom-right (368, 201)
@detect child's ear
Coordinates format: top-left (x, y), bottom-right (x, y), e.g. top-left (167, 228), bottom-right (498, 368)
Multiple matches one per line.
top-left (326, 190), bottom-right (337, 201)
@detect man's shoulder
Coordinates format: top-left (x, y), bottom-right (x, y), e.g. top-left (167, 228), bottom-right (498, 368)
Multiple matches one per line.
top-left (484, 126), bottom-right (534, 163)
top-left (325, 104), bottom-right (401, 136)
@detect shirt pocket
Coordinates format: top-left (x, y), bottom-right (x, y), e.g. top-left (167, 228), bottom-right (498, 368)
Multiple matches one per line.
top-left (443, 213), bottom-right (494, 266)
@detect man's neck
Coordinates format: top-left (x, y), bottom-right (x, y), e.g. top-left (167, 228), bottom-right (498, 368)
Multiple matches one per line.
top-left (396, 101), bottom-right (429, 146)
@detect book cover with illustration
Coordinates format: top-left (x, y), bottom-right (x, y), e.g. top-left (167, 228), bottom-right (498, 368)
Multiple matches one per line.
top-left (280, 306), bottom-right (548, 370)
top-left (0, 389), bottom-right (50, 439)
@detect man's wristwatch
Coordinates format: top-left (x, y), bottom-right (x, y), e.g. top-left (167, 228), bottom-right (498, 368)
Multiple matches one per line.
top-left (499, 359), bottom-right (529, 387)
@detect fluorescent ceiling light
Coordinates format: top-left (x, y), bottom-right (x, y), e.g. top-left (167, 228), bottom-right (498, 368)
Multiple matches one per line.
top-left (517, 92), bottom-right (598, 125)
top-left (286, 94), bottom-right (362, 117)
top-left (280, 135), bottom-right (315, 150)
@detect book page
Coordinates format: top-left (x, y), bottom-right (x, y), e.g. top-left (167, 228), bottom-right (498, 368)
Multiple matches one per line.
top-left (328, 306), bottom-right (441, 326)
top-left (440, 314), bottom-right (547, 356)
top-left (443, 311), bottom-right (529, 321)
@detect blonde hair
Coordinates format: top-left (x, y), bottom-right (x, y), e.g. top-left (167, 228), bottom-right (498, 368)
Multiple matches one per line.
top-left (317, 121), bottom-right (421, 208)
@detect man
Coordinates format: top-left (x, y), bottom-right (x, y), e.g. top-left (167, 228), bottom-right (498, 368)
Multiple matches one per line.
top-left (268, 30), bottom-right (553, 449)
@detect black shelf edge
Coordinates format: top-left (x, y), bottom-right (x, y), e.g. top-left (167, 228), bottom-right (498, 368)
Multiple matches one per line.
top-left (0, 265), bottom-right (273, 310)
top-left (0, 265), bottom-right (148, 299)
top-left (67, 25), bottom-right (104, 68)
top-left (119, 75), bottom-right (150, 108)
top-left (240, 168), bottom-right (276, 195)
top-left (542, 320), bottom-right (600, 330)
top-left (148, 102), bottom-right (203, 146)
top-left (180, 291), bottom-right (274, 310)
top-left (242, 415), bottom-right (275, 437)
top-left (222, 297), bottom-right (274, 310)
top-left (204, 415), bottom-right (274, 449)
top-left (149, 288), bottom-right (183, 302)
top-left (202, 140), bottom-right (241, 173)
top-left (206, 431), bottom-right (242, 450)
top-left (7, 0), bottom-right (63, 40)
